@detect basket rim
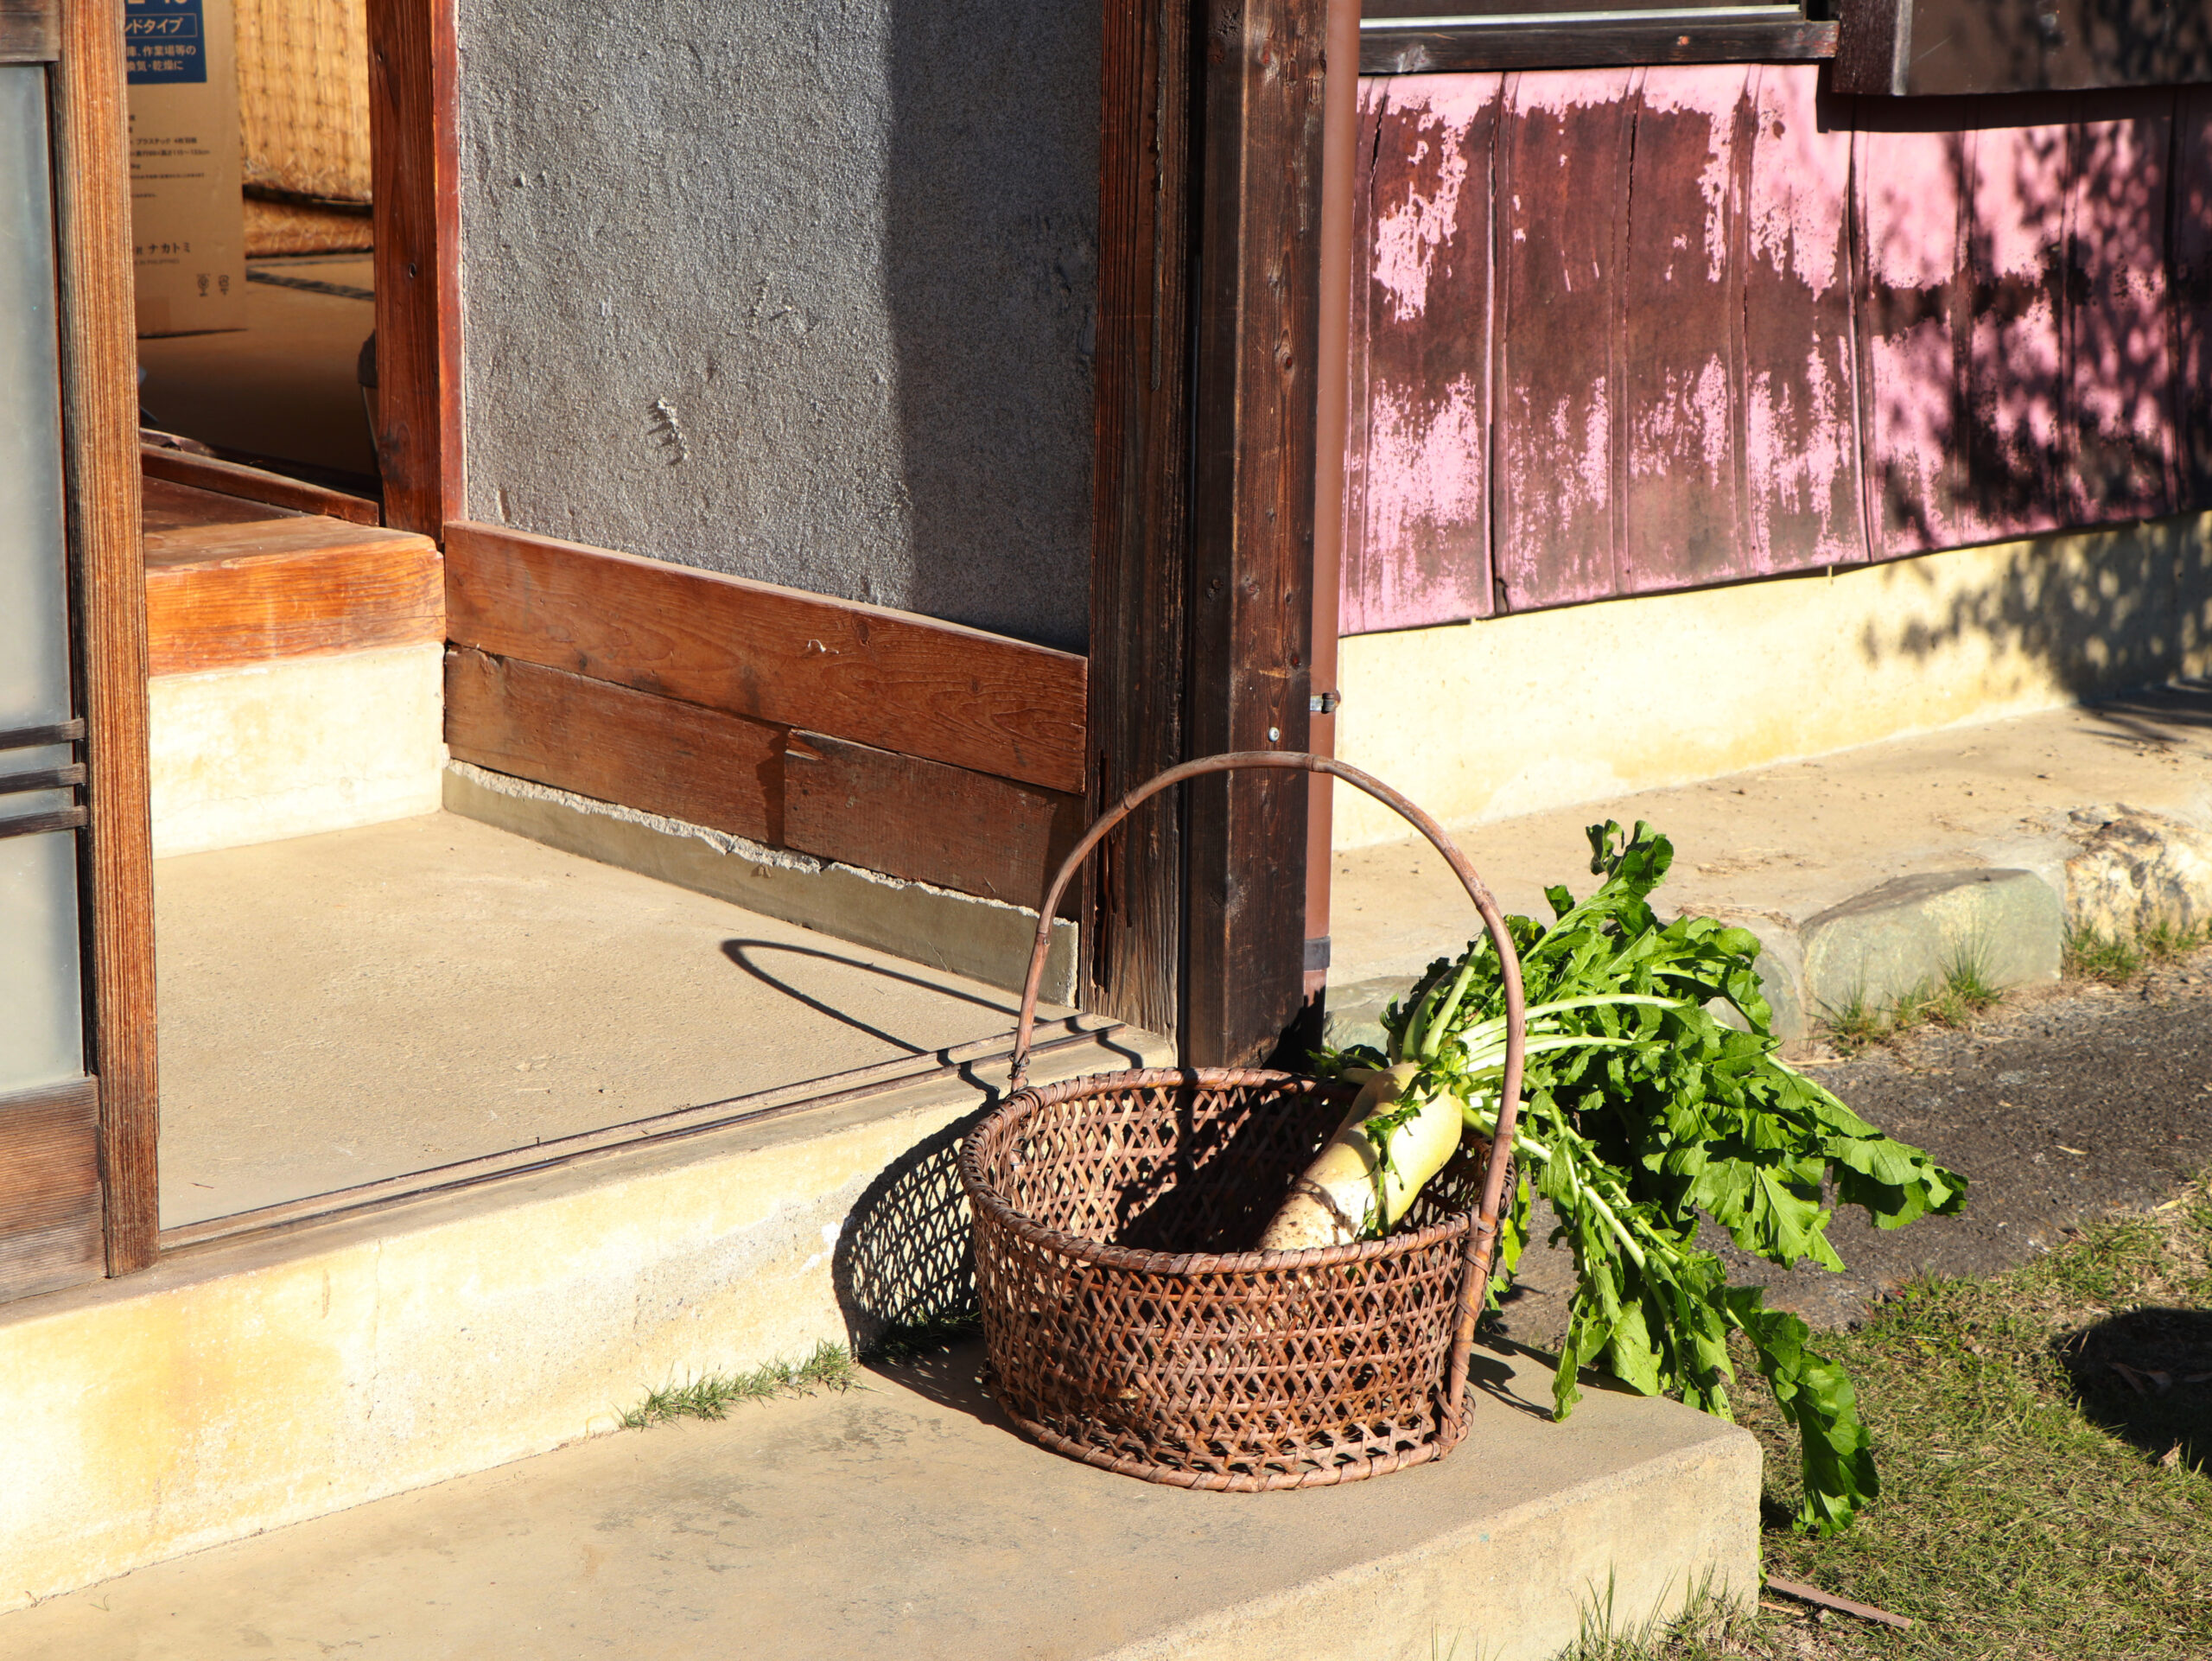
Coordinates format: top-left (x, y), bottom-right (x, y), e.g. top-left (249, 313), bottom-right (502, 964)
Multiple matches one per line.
top-left (958, 1064), bottom-right (1485, 1276)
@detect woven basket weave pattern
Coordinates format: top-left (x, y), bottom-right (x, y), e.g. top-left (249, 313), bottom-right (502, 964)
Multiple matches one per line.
top-left (963, 1067), bottom-right (1495, 1490)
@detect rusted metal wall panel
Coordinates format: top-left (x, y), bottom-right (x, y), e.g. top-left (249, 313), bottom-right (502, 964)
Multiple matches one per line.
top-left (1492, 69), bottom-right (1636, 613)
top-left (1340, 73), bottom-right (1502, 634)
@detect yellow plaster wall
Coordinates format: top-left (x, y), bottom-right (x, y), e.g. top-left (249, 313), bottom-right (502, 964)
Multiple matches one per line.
top-left (1333, 513), bottom-right (2212, 847)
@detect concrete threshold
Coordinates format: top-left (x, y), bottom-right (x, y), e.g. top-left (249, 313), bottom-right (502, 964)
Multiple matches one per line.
top-left (0, 1021), bottom-right (1169, 1609)
top-left (445, 760), bottom-right (1081, 1001)
top-left (0, 1343), bottom-right (1756, 1661)
top-left (1331, 684), bottom-right (2212, 1040)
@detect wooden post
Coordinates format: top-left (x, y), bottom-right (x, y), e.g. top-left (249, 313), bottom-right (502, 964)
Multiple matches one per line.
top-left (1182, 0), bottom-right (1326, 1066)
top-left (367, 0), bottom-right (461, 537)
top-left (1089, 0), bottom-right (1328, 1063)
top-left (52, 0), bottom-right (159, 1273)
top-left (1085, 0), bottom-right (1198, 1041)
top-left (1303, 0), bottom-right (1359, 1008)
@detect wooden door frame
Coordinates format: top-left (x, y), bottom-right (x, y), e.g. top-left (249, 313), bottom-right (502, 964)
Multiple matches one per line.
top-left (1088, 0), bottom-right (1337, 1066)
top-left (46, 0), bottom-right (158, 1276)
top-left (367, 0), bottom-right (461, 538)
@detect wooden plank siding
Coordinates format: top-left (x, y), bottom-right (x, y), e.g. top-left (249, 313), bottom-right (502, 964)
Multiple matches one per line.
top-left (1340, 74), bottom-right (1501, 633)
top-left (440, 526), bottom-right (1090, 913)
top-left (2176, 88), bottom-right (2212, 505)
top-left (443, 522), bottom-right (1086, 797)
top-left (444, 646), bottom-right (784, 843)
top-left (1342, 68), bottom-right (2212, 635)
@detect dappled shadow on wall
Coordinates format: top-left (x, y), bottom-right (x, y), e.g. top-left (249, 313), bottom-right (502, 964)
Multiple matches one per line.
top-left (1850, 515), bottom-right (2212, 698)
top-left (1852, 92), bottom-right (2209, 560)
top-left (880, 0), bottom-right (1097, 654)
top-left (2053, 1305), bottom-right (2212, 1473)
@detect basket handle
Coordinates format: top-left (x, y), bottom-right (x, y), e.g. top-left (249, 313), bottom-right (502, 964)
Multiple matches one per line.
top-left (1008, 750), bottom-right (1526, 1271)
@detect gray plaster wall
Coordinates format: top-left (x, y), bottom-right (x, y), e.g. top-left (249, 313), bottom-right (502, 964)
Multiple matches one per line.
top-left (454, 1), bottom-right (1097, 652)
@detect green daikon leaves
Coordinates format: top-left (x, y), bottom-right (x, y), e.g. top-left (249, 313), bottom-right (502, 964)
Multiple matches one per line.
top-left (1335, 820), bottom-right (1963, 1535)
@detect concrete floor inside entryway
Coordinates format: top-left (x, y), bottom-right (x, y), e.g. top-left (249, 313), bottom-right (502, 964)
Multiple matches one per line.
top-left (155, 811), bottom-right (1053, 1230)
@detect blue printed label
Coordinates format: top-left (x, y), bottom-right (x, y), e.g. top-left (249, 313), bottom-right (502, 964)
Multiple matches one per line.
top-left (124, 0), bottom-right (207, 86)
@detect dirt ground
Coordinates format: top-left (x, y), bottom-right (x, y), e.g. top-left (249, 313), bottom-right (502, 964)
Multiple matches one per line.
top-left (1488, 951), bottom-right (2212, 1349)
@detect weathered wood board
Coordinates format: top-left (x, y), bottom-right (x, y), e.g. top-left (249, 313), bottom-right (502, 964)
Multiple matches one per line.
top-left (444, 523), bottom-right (1087, 797)
top-left (1343, 68), bottom-right (2209, 634)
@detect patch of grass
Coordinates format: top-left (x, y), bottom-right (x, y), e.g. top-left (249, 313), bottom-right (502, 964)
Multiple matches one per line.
top-left (2064, 917), bottom-right (2210, 985)
top-left (2064, 924), bottom-right (2145, 984)
top-left (620, 1339), bottom-right (860, 1429)
top-left (1551, 1575), bottom-right (1751, 1660)
top-left (1591, 1173), bottom-right (2212, 1659)
top-left (1820, 949), bottom-right (2005, 1052)
top-left (1821, 989), bottom-right (1888, 1054)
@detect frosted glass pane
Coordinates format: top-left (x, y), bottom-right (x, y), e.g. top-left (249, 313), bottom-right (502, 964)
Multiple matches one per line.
top-left (0, 830), bottom-right (85, 1093)
top-left (0, 67), bottom-right (71, 733)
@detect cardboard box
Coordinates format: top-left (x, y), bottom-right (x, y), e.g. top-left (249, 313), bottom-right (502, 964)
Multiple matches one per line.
top-left (127, 0), bottom-right (245, 337)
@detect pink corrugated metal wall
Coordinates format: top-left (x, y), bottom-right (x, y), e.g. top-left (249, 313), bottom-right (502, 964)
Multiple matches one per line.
top-left (1344, 68), bottom-right (2212, 635)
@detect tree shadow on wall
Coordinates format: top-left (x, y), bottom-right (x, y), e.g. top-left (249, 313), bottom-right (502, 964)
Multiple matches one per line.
top-left (881, 0), bottom-right (1099, 655)
top-left (1848, 516), bottom-right (2212, 705)
top-left (1838, 92), bottom-right (2206, 570)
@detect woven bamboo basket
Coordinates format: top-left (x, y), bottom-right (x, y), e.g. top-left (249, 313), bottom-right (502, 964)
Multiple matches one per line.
top-left (961, 752), bottom-right (1528, 1490)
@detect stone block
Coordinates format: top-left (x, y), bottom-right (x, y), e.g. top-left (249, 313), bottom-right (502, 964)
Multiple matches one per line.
top-left (2065, 805), bottom-right (2212, 940)
top-left (1801, 868), bottom-right (2063, 1020)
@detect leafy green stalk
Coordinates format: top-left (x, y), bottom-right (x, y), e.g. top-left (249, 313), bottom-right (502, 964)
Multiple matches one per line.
top-left (1318, 820), bottom-right (1963, 1535)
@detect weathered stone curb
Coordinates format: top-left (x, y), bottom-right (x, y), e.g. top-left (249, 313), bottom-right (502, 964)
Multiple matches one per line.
top-left (1797, 869), bottom-right (2063, 1029)
top-left (1326, 805), bottom-right (2212, 1048)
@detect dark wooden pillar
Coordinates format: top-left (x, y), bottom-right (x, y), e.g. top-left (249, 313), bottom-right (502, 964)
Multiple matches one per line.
top-left (1183, 0), bottom-right (1325, 1066)
top-left (1088, 0), bottom-right (1327, 1064)
top-left (368, 0), bottom-right (461, 537)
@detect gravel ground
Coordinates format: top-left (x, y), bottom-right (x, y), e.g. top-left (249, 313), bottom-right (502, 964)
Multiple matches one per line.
top-left (1487, 952), bottom-right (2212, 1350)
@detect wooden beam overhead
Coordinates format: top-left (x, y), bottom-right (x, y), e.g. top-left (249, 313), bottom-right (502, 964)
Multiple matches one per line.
top-left (1362, 15), bottom-right (1837, 75)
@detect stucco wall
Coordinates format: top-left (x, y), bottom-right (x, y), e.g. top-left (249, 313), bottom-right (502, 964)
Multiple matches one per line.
top-left (1333, 512), bottom-right (2212, 847)
top-left (454, 1), bottom-right (1097, 652)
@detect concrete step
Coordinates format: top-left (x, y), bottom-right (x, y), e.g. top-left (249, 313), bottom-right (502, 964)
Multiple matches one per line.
top-left (0, 1343), bottom-right (1757, 1661)
top-left (1328, 684), bottom-right (2212, 1042)
top-left (0, 1021), bottom-right (1169, 1610)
